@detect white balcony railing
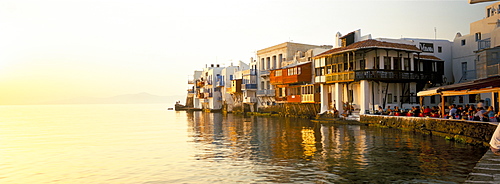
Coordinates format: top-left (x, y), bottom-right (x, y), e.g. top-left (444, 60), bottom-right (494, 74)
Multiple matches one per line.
top-left (257, 89), bottom-right (275, 96)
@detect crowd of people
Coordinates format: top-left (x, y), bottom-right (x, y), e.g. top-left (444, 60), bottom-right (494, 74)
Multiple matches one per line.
top-left (374, 104), bottom-right (500, 122)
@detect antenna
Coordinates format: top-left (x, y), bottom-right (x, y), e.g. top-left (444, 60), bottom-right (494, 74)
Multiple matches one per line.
top-left (434, 27), bottom-right (437, 40)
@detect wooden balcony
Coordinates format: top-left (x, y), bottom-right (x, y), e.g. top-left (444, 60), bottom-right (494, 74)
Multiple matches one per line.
top-left (287, 95), bottom-right (301, 103)
top-left (325, 69), bottom-right (441, 83)
top-left (301, 94), bottom-right (320, 103)
top-left (325, 71), bottom-right (355, 83)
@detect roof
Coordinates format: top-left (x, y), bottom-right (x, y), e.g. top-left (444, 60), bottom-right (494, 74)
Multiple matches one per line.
top-left (418, 75), bottom-right (500, 96)
top-left (314, 39), bottom-right (421, 58)
top-left (415, 54), bottom-right (443, 61)
top-left (270, 61), bottom-right (311, 71)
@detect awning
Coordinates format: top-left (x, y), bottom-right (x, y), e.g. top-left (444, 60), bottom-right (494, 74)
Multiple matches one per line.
top-left (417, 75), bottom-right (500, 97)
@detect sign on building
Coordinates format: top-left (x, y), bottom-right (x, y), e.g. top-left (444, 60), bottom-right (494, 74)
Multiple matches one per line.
top-left (419, 42), bottom-right (434, 53)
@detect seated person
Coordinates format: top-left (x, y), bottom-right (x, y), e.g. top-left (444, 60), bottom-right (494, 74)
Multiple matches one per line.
top-left (385, 106), bottom-right (393, 115)
top-left (376, 106), bottom-right (384, 115)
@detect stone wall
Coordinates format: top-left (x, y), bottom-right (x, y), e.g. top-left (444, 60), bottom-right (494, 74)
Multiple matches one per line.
top-left (360, 115), bottom-right (498, 146)
top-left (258, 103), bottom-right (320, 119)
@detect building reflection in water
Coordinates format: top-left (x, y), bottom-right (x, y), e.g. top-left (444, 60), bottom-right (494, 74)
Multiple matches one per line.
top-left (185, 111), bottom-right (485, 183)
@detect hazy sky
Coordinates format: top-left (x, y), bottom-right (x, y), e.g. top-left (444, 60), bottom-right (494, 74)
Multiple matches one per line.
top-left (0, 0), bottom-right (491, 104)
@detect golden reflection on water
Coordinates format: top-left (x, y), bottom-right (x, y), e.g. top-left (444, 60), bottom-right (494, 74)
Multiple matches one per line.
top-left (0, 105), bottom-right (487, 183)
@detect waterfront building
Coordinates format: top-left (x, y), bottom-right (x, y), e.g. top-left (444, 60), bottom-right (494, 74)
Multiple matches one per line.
top-left (313, 30), bottom-right (444, 115)
top-left (240, 59), bottom-right (258, 111)
top-left (256, 42), bottom-right (331, 109)
top-left (192, 64), bottom-right (224, 111)
top-left (376, 38), bottom-right (452, 107)
top-left (270, 62), bottom-right (317, 104)
top-left (187, 70), bottom-right (203, 108)
top-left (451, 2), bottom-right (500, 107)
top-left (220, 62), bottom-right (249, 112)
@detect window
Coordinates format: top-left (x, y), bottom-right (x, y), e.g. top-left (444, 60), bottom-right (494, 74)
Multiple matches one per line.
top-left (469, 94), bottom-right (477, 103)
top-left (394, 96), bottom-right (398, 103)
top-left (404, 58), bottom-right (411, 71)
top-left (360, 59), bottom-right (365, 70)
top-left (393, 57), bottom-right (401, 70)
top-left (438, 46), bottom-right (442, 53)
top-left (475, 32), bottom-right (482, 41)
top-left (431, 95), bottom-right (436, 104)
top-left (414, 60), bottom-right (419, 71)
top-left (459, 96), bottom-right (464, 103)
top-left (388, 94), bottom-right (393, 103)
top-left (461, 39), bottom-right (466, 46)
top-left (461, 62), bottom-right (467, 76)
top-left (384, 57), bottom-right (391, 69)
top-left (373, 57), bottom-right (380, 69)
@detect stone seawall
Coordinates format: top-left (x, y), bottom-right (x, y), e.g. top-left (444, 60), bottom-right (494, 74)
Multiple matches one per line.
top-left (257, 103), bottom-right (321, 119)
top-left (360, 115), bottom-right (498, 146)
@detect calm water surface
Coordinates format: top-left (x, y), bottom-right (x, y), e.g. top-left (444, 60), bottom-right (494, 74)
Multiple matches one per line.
top-left (0, 104), bottom-right (487, 183)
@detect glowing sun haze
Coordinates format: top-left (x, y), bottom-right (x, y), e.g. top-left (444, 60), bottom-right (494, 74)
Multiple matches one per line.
top-left (0, 0), bottom-right (489, 105)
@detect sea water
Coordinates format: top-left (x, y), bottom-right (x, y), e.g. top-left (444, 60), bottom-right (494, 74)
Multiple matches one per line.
top-left (0, 104), bottom-right (487, 183)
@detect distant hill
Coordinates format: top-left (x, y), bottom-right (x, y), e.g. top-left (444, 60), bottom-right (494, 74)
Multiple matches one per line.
top-left (44, 93), bottom-right (185, 105)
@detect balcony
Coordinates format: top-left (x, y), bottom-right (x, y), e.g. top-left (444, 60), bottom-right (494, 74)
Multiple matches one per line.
top-left (257, 89), bottom-right (275, 97)
top-left (301, 94), bottom-right (320, 103)
top-left (286, 95), bottom-right (301, 103)
top-left (241, 84), bottom-right (257, 90)
top-left (459, 70), bottom-right (477, 82)
top-left (478, 38), bottom-right (491, 51)
top-left (242, 69), bottom-right (257, 76)
top-left (325, 71), bottom-right (355, 83)
top-left (260, 70), bottom-right (270, 77)
top-left (325, 70), bottom-right (441, 83)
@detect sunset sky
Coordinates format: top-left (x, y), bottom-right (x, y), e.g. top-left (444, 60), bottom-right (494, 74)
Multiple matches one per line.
top-left (0, 0), bottom-right (491, 105)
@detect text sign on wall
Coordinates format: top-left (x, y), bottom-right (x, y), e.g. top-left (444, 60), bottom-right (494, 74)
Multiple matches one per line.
top-left (420, 42), bottom-right (434, 53)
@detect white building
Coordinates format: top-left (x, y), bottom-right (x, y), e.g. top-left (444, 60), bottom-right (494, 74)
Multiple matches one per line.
top-left (220, 62), bottom-right (249, 112)
top-left (192, 64), bottom-right (224, 111)
top-left (314, 30), bottom-right (444, 115)
top-left (451, 2), bottom-right (500, 107)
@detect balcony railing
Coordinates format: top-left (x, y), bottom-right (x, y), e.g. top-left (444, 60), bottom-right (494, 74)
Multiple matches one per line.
top-left (257, 89), bottom-right (275, 97)
top-left (260, 70), bottom-right (270, 76)
top-left (301, 94), bottom-right (320, 103)
top-left (478, 38), bottom-right (491, 51)
top-left (242, 69), bottom-right (257, 76)
top-left (459, 70), bottom-right (477, 82)
top-left (241, 84), bottom-right (257, 90)
top-left (287, 95), bottom-right (301, 103)
top-left (325, 71), bottom-right (355, 83)
top-left (325, 70), bottom-right (441, 83)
